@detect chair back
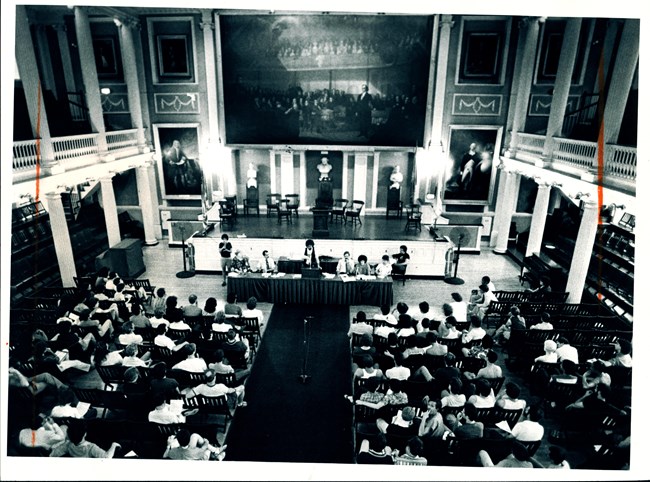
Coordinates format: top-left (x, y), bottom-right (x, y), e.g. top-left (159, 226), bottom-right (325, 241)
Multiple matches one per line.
top-left (350, 200), bottom-right (365, 213)
top-left (246, 186), bottom-right (259, 204)
top-left (286, 194), bottom-right (300, 209)
top-left (266, 194), bottom-right (281, 208)
top-left (96, 364), bottom-right (127, 390)
top-left (333, 199), bottom-right (348, 211)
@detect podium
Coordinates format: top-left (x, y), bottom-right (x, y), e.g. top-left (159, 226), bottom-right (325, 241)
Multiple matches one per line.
top-left (311, 208), bottom-right (330, 238)
top-left (316, 179), bottom-right (333, 209)
top-left (95, 238), bottom-right (145, 278)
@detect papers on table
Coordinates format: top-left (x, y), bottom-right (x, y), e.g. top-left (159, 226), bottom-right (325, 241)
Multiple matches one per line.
top-left (322, 273), bottom-right (336, 279)
top-left (340, 275), bottom-right (355, 283)
top-left (227, 272), bottom-right (239, 277)
top-left (272, 272), bottom-right (286, 277)
top-left (293, 274), bottom-right (302, 279)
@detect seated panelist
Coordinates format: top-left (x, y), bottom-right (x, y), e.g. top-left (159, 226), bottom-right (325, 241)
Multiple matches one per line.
top-left (257, 250), bottom-right (277, 273)
top-left (336, 251), bottom-right (356, 275)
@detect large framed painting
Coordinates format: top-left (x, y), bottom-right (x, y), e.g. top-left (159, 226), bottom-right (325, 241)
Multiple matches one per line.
top-left (219, 13), bottom-right (434, 148)
top-left (93, 37), bottom-right (118, 78)
top-left (153, 124), bottom-right (203, 199)
top-left (157, 35), bottom-right (191, 78)
top-left (443, 125), bottom-right (503, 205)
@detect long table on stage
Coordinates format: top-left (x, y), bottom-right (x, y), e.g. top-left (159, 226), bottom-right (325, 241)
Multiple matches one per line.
top-left (227, 273), bottom-right (393, 306)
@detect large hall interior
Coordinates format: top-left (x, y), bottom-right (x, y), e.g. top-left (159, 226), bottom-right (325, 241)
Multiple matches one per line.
top-left (1, 1), bottom-right (645, 480)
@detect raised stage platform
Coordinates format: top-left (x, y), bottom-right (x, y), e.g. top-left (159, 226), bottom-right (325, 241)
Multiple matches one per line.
top-left (186, 214), bottom-right (460, 277)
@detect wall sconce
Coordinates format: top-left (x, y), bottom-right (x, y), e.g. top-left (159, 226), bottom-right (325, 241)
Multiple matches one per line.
top-left (100, 87), bottom-right (111, 95)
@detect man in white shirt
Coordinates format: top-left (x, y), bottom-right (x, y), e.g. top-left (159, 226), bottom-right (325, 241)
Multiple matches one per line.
top-left (117, 322), bottom-right (143, 346)
top-left (450, 293), bottom-right (468, 323)
top-left (154, 324), bottom-right (189, 352)
top-left (336, 251), bottom-right (356, 275)
top-left (530, 312), bottom-right (554, 330)
top-left (373, 304), bottom-right (398, 326)
top-left (477, 284), bottom-right (498, 319)
top-left (172, 343), bottom-right (208, 373)
top-left (385, 353), bottom-right (411, 380)
top-left (149, 308), bottom-right (170, 329)
top-left (183, 369), bottom-right (246, 408)
top-left (461, 315), bottom-right (486, 346)
top-left (348, 311), bottom-right (374, 337)
top-left (148, 396), bottom-right (186, 424)
top-left (511, 405), bottom-right (545, 442)
top-left (257, 250), bottom-right (277, 273)
top-left (482, 275), bottom-right (496, 293)
top-left (555, 337), bottom-right (580, 364)
top-left (375, 255), bottom-right (393, 279)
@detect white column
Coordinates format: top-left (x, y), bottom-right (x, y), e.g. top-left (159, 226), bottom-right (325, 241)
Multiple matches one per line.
top-left (371, 152), bottom-right (380, 209)
top-left (489, 168), bottom-right (508, 247)
top-left (430, 15), bottom-right (454, 149)
top-left (602, 19), bottom-right (639, 145)
top-left (201, 13), bottom-right (220, 146)
top-left (542, 18), bottom-right (582, 161)
top-left (353, 153), bottom-right (368, 202)
top-left (280, 152), bottom-right (294, 195)
top-left (45, 192), bottom-right (77, 287)
top-left (147, 160), bottom-right (163, 239)
top-left (73, 6), bottom-right (108, 156)
top-left (269, 150), bottom-right (277, 193)
top-left (341, 153), bottom-right (349, 200)
top-left (100, 175), bottom-right (121, 247)
top-left (119, 21), bottom-right (147, 151)
top-left (493, 171), bottom-right (519, 254)
top-left (15, 5), bottom-right (56, 166)
top-left (422, 14), bottom-right (439, 148)
top-left (508, 17), bottom-right (540, 154)
top-left (136, 164), bottom-right (158, 246)
top-left (566, 200), bottom-right (599, 303)
top-left (525, 183), bottom-right (552, 256)
top-left (299, 151), bottom-right (307, 208)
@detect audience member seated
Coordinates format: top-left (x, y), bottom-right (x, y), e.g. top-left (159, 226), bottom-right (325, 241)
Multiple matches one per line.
top-left (474, 351), bottom-right (503, 380)
top-left (393, 436), bottom-right (427, 466)
top-left (467, 379), bottom-right (496, 408)
top-left (495, 382), bottom-right (527, 411)
top-left (494, 306), bottom-right (526, 347)
top-left (425, 332), bottom-right (448, 356)
top-left (182, 368), bottom-right (247, 409)
top-left (118, 322), bottom-right (144, 346)
top-left (530, 312), bottom-right (554, 330)
top-left (49, 420), bottom-right (121, 458)
top-left (450, 293), bottom-right (467, 323)
top-left (202, 297), bottom-right (220, 320)
top-left (224, 293), bottom-right (243, 318)
top-left (377, 406), bottom-right (419, 438)
top-left (598, 339), bottom-right (632, 368)
top-left (461, 315), bottom-right (486, 355)
top-left (77, 308), bottom-right (114, 340)
top-left (478, 441), bottom-right (532, 468)
top-left (51, 319), bottom-right (96, 363)
top-left (151, 287), bottom-right (168, 314)
top-left (241, 296), bottom-right (264, 325)
top-left (222, 328), bottom-right (250, 362)
top-left (149, 362), bottom-right (181, 401)
top-left (129, 303), bottom-right (151, 329)
top-left (18, 414), bottom-right (67, 453)
top-left (209, 348), bottom-right (250, 383)
top-left (352, 333), bottom-right (376, 360)
top-left (373, 304), bottom-right (397, 326)
top-left (386, 352), bottom-right (411, 380)
top-left (555, 337), bottom-right (580, 364)
top-left (149, 308), bottom-right (170, 329)
top-left (354, 354), bottom-right (384, 380)
top-left (165, 295), bottom-right (185, 324)
top-left (356, 434), bottom-right (394, 464)
top-left (50, 388), bottom-right (94, 419)
top-left (395, 315), bottom-right (416, 338)
top-left (534, 340), bottom-right (558, 364)
top-left (93, 342), bottom-right (123, 367)
top-left (154, 324), bottom-right (189, 352)
top-left (121, 343), bottom-right (152, 368)
top-left (348, 311), bottom-right (373, 337)
top-left (440, 317), bottom-right (461, 340)
top-left (172, 343), bottom-right (208, 373)
top-left (476, 284), bottom-right (498, 319)
top-left (440, 377), bottom-right (466, 409)
top-left (163, 428), bottom-right (225, 461)
top-left (450, 403), bottom-right (484, 440)
top-left (511, 405), bottom-right (545, 442)
top-left (418, 397), bottom-right (452, 441)
top-left (148, 396), bottom-right (187, 424)
top-left (182, 294), bottom-right (203, 318)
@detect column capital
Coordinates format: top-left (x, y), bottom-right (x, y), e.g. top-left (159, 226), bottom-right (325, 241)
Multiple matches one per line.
top-left (440, 15), bottom-right (454, 29)
top-left (44, 191), bottom-right (62, 201)
top-left (199, 20), bottom-right (215, 31)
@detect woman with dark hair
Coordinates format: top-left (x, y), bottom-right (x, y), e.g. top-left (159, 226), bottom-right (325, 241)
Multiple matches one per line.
top-left (303, 239), bottom-right (320, 269)
top-left (355, 254), bottom-right (371, 275)
top-left (202, 297), bottom-right (219, 320)
top-left (165, 295), bottom-right (184, 323)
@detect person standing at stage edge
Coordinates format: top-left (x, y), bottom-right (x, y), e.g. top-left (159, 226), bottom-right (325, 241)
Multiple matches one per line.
top-left (219, 234), bottom-right (233, 287)
top-left (303, 239), bottom-right (320, 269)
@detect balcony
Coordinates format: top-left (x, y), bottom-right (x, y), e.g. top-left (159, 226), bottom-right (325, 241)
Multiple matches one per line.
top-left (513, 133), bottom-right (636, 195)
top-left (12, 129), bottom-right (144, 183)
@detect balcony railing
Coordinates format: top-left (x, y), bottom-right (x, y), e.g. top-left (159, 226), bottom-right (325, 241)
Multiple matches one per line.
top-left (514, 132), bottom-right (636, 189)
top-left (12, 129), bottom-right (145, 180)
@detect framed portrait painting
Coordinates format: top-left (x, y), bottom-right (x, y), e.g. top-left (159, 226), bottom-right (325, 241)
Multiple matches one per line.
top-left (93, 37), bottom-right (118, 77)
top-left (157, 35), bottom-right (191, 78)
top-left (443, 125), bottom-right (503, 205)
top-left (153, 124), bottom-right (203, 199)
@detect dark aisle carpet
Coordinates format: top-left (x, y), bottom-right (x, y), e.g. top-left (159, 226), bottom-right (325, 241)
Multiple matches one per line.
top-left (225, 304), bottom-right (354, 464)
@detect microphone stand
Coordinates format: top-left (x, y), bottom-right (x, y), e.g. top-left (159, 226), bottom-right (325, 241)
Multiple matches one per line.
top-left (176, 225), bottom-right (196, 279)
top-left (298, 316), bottom-right (314, 384)
top-left (444, 233), bottom-right (465, 285)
